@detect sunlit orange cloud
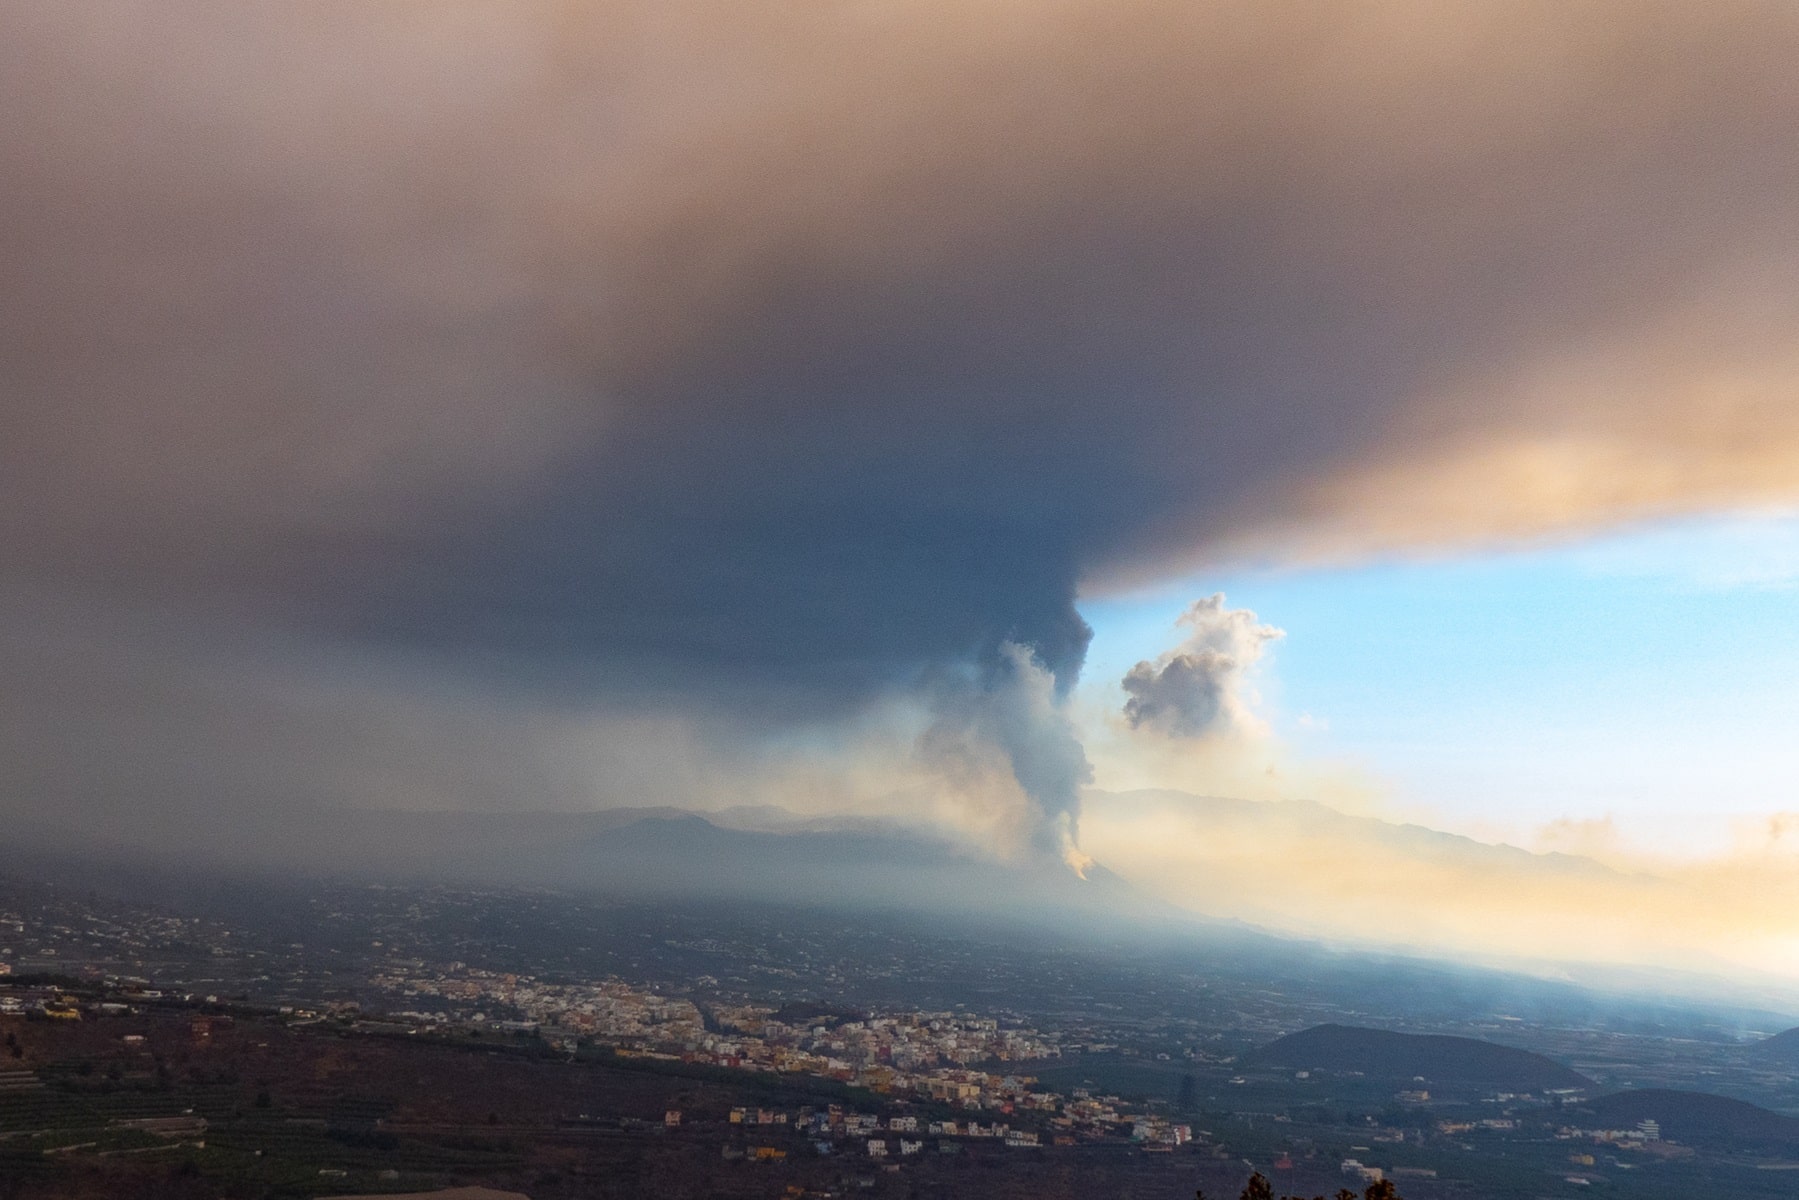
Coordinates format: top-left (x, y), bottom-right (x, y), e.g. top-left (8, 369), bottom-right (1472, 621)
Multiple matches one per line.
top-left (1077, 789), bottom-right (1799, 984)
top-left (1103, 263), bottom-right (1799, 586)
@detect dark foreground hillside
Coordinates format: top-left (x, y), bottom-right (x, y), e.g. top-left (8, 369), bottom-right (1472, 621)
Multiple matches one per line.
top-left (10, 1002), bottom-right (1799, 1200)
top-left (0, 1003), bottom-right (1286, 1200)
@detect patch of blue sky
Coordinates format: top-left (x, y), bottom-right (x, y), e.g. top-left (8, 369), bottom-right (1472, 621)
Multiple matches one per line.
top-left (1078, 511), bottom-right (1799, 850)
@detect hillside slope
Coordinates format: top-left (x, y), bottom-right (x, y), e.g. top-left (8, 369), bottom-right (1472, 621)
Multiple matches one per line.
top-left (1747, 1025), bottom-right (1799, 1065)
top-left (1243, 1024), bottom-right (1593, 1093)
top-left (1577, 1088), bottom-right (1799, 1151)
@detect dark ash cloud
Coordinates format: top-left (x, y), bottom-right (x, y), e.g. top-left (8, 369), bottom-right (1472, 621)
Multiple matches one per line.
top-left (6, 4), bottom-right (1799, 852)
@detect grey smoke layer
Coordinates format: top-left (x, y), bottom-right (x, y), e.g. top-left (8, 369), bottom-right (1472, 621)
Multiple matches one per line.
top-left (7, 4), bottom-right (1799, 854)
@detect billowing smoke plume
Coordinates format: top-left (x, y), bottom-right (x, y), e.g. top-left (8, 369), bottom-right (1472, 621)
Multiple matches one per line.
top-left (1122, 595), bottom-right (1283, 739)
top-left (920, 643), bottom-right (1094, 874)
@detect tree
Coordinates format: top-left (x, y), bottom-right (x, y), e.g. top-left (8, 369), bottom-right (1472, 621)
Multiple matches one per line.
top-left (1202, 1176), bottom-right (1403, 1200)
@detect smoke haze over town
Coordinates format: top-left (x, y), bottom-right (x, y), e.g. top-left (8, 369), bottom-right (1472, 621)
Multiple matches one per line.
top-left (8, 9), bottom-right (1799, 1198)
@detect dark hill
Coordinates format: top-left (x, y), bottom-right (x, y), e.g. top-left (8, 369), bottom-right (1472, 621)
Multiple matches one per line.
top-left (1748, 1026), bottom-right (1799, 1066)
top-left (1243, 1024), bottom-right (1592, 1093)
top-left (1577, 1089), bottom-right (1799, 1151)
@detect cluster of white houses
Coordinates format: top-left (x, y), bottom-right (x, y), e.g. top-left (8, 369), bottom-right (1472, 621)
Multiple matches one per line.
top-left (370, 966), bottom-right (1194, 1149)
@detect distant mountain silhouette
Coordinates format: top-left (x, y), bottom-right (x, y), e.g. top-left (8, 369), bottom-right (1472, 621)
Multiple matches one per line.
top-left (1095, 790), bottom-right (1631, 884)
top-left (1576, 1088), bottom-right (1799, 1151)
top-left (284, 807), bottom-right (1177, 934)
top-left (1243, 1024), bottom-right (1593, 1093)
top-left (3, 800), bottom-right (1190, 938)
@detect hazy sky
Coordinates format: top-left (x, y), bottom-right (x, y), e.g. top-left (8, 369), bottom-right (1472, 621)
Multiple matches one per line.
top-left (7, 3), bottom-right (1799, 974)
